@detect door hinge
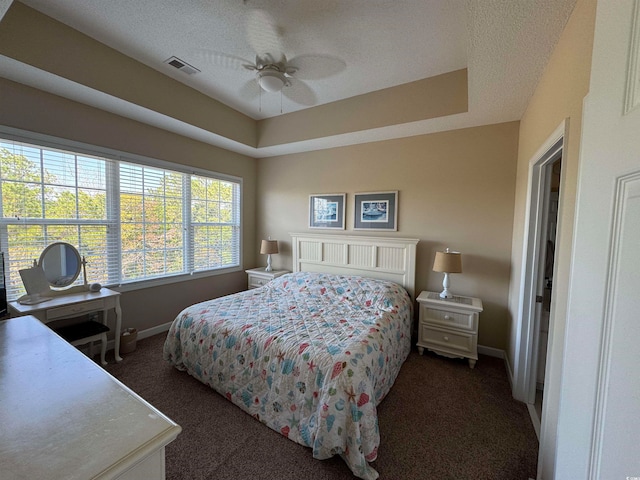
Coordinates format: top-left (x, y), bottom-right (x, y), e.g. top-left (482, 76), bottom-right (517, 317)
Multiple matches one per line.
top-left (536, 295), bottom-right (543, 303)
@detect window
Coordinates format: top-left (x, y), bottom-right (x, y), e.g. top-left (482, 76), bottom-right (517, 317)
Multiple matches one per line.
top-left (0, 135), bottom-right (241, 300)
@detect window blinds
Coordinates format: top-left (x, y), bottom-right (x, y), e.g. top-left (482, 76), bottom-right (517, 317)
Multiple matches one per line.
top-left (0, 137), bottom-right (241, 300)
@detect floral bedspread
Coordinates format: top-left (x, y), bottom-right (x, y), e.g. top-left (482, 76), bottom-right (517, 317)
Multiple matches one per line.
top-left (163, 272), bottom-right (412, 479)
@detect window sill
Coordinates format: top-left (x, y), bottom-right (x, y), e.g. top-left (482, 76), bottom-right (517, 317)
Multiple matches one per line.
top-left (106, 266), bottom-right (243, 293)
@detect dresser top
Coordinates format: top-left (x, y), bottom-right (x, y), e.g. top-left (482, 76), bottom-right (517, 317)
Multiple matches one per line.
top-left (0, 316), bottom-right (181, 479)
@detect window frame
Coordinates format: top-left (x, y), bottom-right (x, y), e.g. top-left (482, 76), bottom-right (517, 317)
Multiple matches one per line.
top-left (0, 126), bottom-right (243, 297)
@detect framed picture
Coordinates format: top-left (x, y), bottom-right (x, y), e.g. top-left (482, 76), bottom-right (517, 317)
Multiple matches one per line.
top-left (309, 193), bottom-right (346, 229)
top-left (354, 191), bottom-right (398, 231)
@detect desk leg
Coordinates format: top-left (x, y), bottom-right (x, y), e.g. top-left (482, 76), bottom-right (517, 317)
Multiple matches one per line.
top-left (99, 333), bottom-right (108, 366)
top-left (113, 298), bottom-right (123, 362)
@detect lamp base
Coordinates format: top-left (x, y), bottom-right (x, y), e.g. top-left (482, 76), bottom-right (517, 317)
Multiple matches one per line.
top-left (439, 272), bottom-right (453, 298)
top-left (265, 254), bottom-right (273, 272)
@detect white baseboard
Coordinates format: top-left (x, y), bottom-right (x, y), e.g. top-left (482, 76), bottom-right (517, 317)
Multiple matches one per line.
top-left (527, 402), bottom-right (541, 440)
top-left (104, 321), bottom-right (173, 352)
top-left (477, 344), bottom-right (504, 358)
top-left (137, 321), bottom-right (173, 340)
top-left (503, 351), bottom-right (514, 390)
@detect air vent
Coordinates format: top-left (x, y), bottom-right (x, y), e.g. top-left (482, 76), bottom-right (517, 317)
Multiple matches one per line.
top-left (164, 56), bottom-right (200, 75)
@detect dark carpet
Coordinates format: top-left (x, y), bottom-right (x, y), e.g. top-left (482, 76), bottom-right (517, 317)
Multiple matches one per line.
top-left (104, 334), bottom-right (538, 480)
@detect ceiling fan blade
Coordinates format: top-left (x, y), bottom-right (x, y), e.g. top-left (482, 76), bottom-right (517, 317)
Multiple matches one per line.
top-left (283, 79), bottom-right (317, 106)
top-left (246, 9), bottom-right (284, 57)
top-left (239, 78), bottom-right (260, 100)
top-left (287, 54), bottom-right (347, 80)
top-left (190, 49), bottom-right (254, 71)
top-left (254, 53), bottom-right (287, 71)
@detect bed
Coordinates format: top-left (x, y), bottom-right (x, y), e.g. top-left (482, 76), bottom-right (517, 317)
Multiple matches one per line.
top-left (163, 234), bottom-right (418, 479)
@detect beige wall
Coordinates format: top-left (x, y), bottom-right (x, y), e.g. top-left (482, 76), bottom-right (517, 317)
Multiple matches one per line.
top-left (507, 0), bottom-right (595, 471)
top-left (257, 122), bottom-right (519, 350)
top-left (508, 0), bottom-right (595, 365)
top-left (0, 77), bottom-right (258, 333)
top-left (0, 2), bottom-right (256, 147)
top-left (257, 69), bottom-right (468, 147)
top-left (0, 0), bottom-right (595, 361)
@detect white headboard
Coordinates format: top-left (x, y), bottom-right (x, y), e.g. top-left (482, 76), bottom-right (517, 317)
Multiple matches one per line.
top-left (289, 233), bottom-right (419, 299)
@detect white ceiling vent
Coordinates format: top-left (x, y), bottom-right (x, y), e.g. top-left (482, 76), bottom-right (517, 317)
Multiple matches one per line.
top-left (164, 56), bottom-right (200, 75)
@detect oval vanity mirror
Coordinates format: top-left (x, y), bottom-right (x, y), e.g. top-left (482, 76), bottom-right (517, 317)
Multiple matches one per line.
top-left (38, 242), bottom-right (82, 288)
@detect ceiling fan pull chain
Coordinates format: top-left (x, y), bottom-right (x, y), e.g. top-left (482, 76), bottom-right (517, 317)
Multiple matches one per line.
top-left (280, 90), bottom-right (283, 114)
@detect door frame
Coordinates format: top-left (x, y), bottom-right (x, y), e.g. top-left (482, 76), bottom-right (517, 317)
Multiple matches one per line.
top-left (512, 120), bottom-right (567, 404)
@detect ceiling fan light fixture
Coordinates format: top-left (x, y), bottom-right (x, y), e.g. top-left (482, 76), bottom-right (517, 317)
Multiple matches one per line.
top-left (258, 70), bottom-right (289, 92)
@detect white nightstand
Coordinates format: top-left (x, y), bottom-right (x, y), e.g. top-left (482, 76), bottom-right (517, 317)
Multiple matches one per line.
top-left (245, 267), bottom-right (289, 289)
top-left (416, 291), bottom-right (483, 368)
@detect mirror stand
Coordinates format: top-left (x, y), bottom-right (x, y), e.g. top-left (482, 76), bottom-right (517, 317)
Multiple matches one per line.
top-left (48, 255), bottom-right (90, 296)
top-left (46, 284), bottom-right (90, 297)
top-left (24, 242), bottom-right (91, 298)
top-left (47, 256), bottom-right (89, 296)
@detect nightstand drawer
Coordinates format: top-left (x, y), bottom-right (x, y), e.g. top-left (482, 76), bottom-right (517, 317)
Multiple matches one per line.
top-left (246, 268), bottom-right (289, 290)
top-left (248, 276), bottom-right (269, 288)
top-left (423, 307), bottom-right (477, 332)
top-left (47, 299), bottom-right (105, 321)
top-left (420, 325), bottom-right (475, 355)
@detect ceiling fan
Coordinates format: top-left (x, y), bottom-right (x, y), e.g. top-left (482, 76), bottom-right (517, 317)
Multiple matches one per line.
top-left (193, 9), bottom-right (346, 106)
top-left (244, 53), bottom-right (295, 93)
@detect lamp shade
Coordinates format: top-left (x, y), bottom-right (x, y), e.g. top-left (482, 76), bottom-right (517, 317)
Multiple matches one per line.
top-left (260, 239), bottom-right (279, 255)
top-left (433, 250), bottom-right (462, 273)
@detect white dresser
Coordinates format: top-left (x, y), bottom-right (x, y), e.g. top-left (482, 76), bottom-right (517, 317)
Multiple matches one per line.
top-left (416, 291), bottom-right (483, 368)
top-left (0, 316), bottom-right (181, 479)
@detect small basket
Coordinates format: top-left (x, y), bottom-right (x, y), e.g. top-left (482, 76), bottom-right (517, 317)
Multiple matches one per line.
top-left (120, 327), bottom-right (138, 354)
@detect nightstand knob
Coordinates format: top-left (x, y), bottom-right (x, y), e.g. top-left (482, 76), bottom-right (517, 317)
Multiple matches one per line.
top-left (443, 336), bottom-right (449, 341)
top-left (444, 315), bottom-right (451, 320)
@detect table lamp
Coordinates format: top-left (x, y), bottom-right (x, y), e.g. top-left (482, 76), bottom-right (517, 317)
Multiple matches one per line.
top-left (260, 238), bottom-right (279, 272)
top-left (433, 248), bottom-right (462, 299)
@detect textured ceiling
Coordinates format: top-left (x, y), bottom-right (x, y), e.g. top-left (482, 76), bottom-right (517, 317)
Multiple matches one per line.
top-left (17, 0), bottom-right (574, 120)
top-left (2, 0), bottom-right (578, 156)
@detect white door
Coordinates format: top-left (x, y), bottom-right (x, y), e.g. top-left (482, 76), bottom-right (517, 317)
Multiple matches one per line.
top-left (554, 0), bottom-right (640, 478)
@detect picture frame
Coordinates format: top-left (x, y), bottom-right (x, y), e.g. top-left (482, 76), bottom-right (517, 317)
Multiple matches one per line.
top-left (354, 191), bottom-right (398, 231)
top-left (309, 193), bottom-right (346, 229)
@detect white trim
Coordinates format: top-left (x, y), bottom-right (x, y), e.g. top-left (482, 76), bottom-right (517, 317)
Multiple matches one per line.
top-left (112, 265), bottom-right (243, 292)
top-left (503, 349), bottom-right (514, 390)
top-left (102, 320), bottom-right (173, 354)
top-left (138, 321), bottom-right (174, 340)
top-left (512, 120), bottom-right (566, 403)
top-left (624, 0), bottom-right (640, 114)
top-left (528, 403), bottom-right (541, 440)
top-left (0, 125), bottom-right (243, 184)
top-left (0, 125), bottom-right (244, 297)
top-left (588, 172), bottom-right (640, 478)
top-left (477, 344), bottom-right (504, 358)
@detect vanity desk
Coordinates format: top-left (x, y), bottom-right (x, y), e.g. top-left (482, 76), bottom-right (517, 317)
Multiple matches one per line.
top-left (9, 241), bottom-right (123, 365)
top-left (8, 287), bottom-right (123, 364)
